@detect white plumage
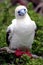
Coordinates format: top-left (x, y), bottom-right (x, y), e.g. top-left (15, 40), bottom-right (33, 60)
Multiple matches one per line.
top-left (7, 5), bottom-right (36, 50)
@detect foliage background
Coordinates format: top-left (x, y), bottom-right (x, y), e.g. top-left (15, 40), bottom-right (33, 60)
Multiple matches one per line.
top-left (0, 0), bottom-right (43, 65)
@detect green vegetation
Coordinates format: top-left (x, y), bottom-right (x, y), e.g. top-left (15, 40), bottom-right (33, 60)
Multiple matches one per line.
top-left (0, 0), bottom-right (43, 65)
top-left (0, 54), bottom-right (43, 65)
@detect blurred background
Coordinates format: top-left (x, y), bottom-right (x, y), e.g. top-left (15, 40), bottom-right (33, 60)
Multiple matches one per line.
top-left (0, 0), bottom-right (43, 64)
top-left (0, 0), bottom-right (43, 15)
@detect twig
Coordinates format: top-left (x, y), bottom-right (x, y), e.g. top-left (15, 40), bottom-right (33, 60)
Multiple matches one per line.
top-left (0, 47), bottom-right (15, 53)
top-left (32, 54), bottom-right (43, 59)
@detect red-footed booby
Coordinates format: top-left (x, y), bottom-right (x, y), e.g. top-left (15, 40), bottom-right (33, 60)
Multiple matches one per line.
top-left (6, 5), bottom-right (36, 53)
top-left (0, 5), bottom-right (38, 63)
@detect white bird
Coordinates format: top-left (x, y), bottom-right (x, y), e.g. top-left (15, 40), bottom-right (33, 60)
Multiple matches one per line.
top-left (6, 5), bottom-right (36, 51)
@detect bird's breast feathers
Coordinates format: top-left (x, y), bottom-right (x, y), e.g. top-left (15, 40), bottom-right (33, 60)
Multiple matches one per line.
top-left (9, 19), bottom-right (36, 49)
top-left (12, 19), bottom-right (36, 35)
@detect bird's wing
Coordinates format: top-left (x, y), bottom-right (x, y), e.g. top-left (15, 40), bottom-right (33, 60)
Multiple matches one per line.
top-left (32, 21), bottom-right (37, 30)
top-left (6, 24), bottom-right (14, 46)
top-left (6, 19), bottom-right (16, 46)
top-left (12, 19), bottom-right (16, 24)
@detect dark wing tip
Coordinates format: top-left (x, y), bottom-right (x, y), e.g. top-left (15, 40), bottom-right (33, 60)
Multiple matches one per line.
top-left (6, 30), bottom-right (11, 46)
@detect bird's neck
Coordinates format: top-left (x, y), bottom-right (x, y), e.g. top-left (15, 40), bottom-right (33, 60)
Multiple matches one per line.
top-left (16, 13), bottom-right (31, 22)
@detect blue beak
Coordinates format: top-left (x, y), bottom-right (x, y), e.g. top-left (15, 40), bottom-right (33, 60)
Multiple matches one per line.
top-left (18, 9), bottom-right (26, 16)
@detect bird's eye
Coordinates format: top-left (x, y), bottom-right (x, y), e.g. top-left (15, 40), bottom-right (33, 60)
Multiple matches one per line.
top-left (24, 9), bottom-right (26, 11)
top-left (24, 9), bottom-right (26, 13)
top-left (18, 11), bottom-right (20, 13)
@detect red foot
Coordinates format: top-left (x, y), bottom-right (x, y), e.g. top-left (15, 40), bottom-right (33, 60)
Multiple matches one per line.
top-left (14, 49), bottom-right (32, 58)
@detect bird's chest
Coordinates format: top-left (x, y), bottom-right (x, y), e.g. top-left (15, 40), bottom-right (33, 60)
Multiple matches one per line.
top-left (13, 22), bottom-right (33, 38)
top-left (10, 22), bottom-right (35, 49)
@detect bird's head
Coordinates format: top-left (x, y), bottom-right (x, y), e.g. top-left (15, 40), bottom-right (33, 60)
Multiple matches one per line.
top-left (15, 5), bottom-right (27, 19)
